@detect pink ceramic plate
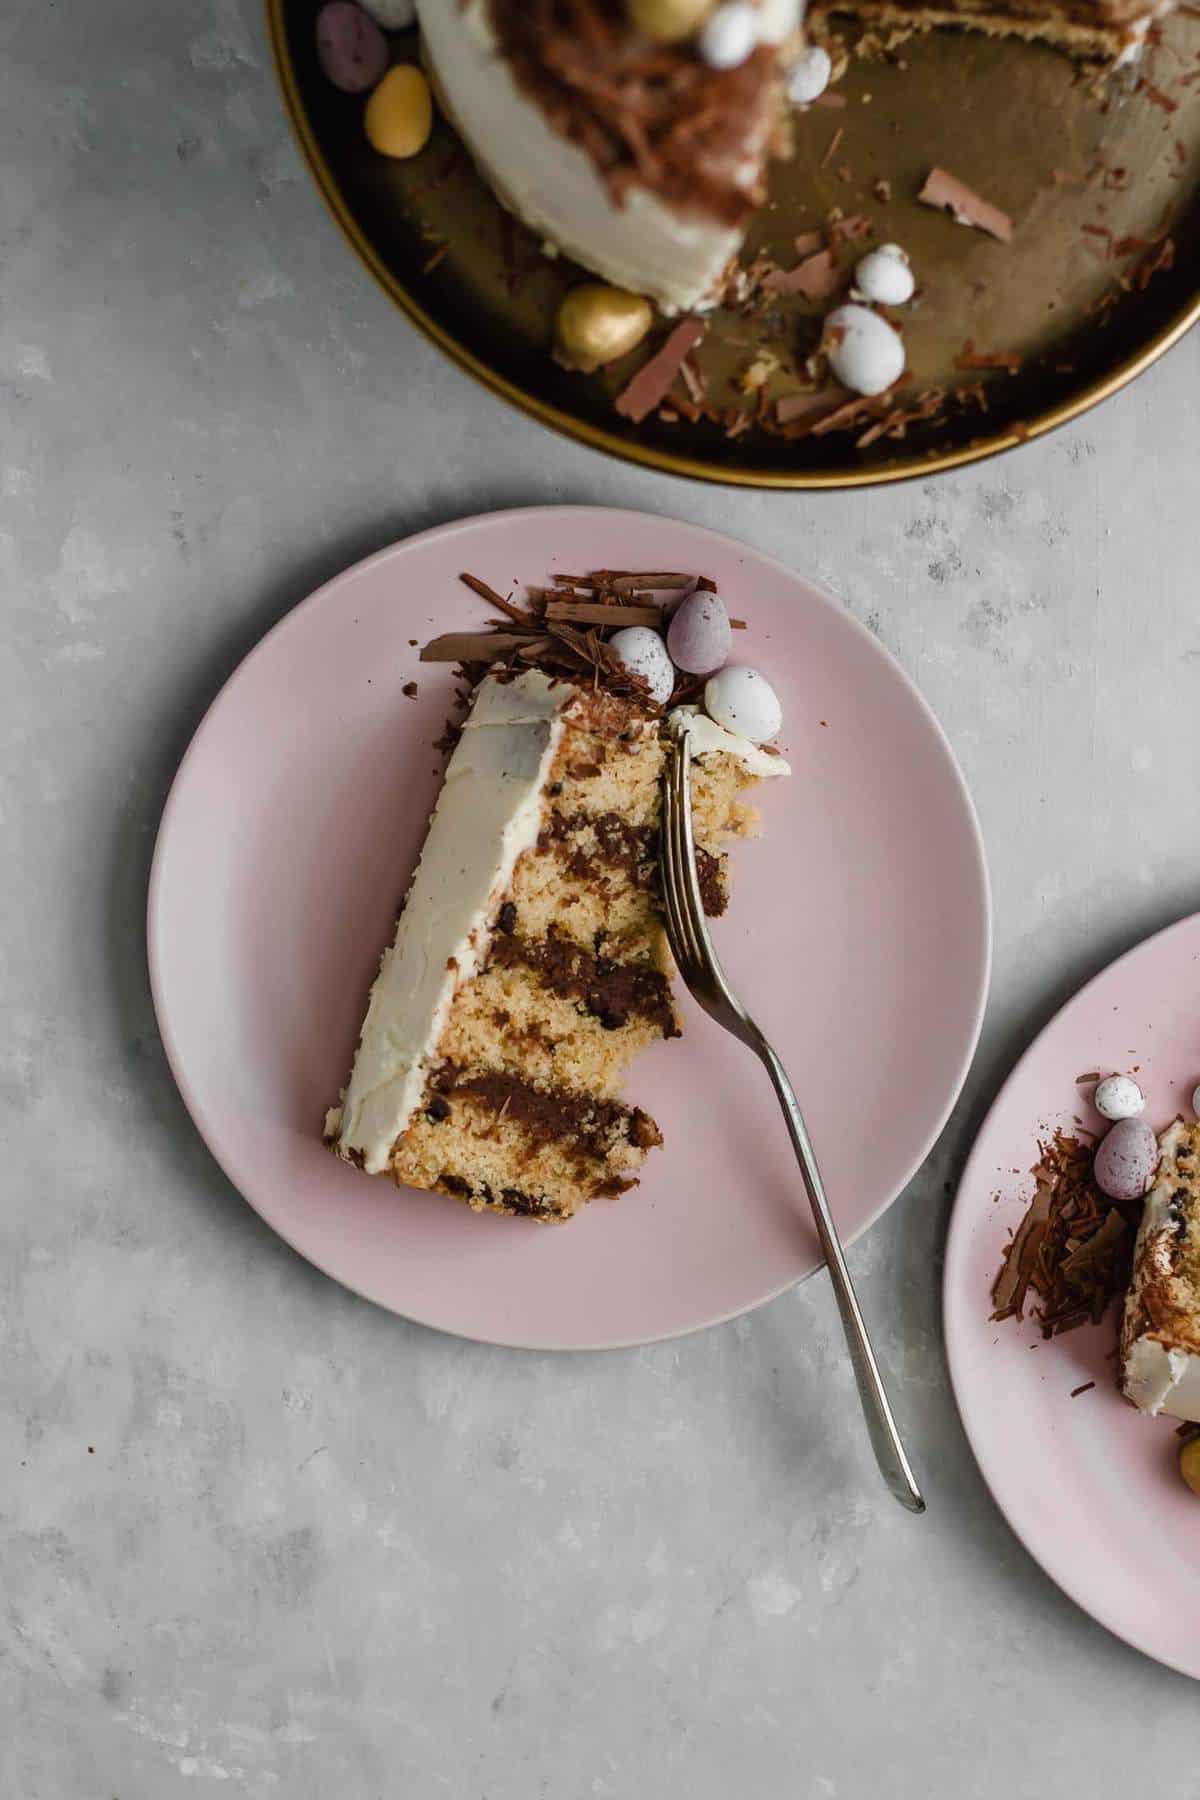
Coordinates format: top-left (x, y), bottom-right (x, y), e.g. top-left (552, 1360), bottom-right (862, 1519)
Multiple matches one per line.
top-left (945, 913), bottom-right (1200, 1680)
top-left (148, 507), bottom-right (990, 1349)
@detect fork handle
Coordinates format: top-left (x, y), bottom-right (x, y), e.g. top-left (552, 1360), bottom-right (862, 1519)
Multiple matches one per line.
top-left (755, 1038), bottom-right (926, 1514)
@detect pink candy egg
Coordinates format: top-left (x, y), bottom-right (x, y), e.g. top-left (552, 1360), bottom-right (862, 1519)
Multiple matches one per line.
top-left (1093, 1117), bottom-right (1159, 1201)
top-left (667, 588), bottom-right (732, 676)
top-left (316, 2), bottom-right (389, 93)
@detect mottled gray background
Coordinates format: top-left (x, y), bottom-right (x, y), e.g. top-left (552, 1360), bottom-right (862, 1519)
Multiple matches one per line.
top-left (3, 1), bottom-right (1198, 1794)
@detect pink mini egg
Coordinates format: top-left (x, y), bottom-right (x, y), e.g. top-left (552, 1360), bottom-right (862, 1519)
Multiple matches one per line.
top-left (1093, 1117), bottom-right (1159, 1201)
top-left (316, 1), bottom-right (389, 93)
top-left (667, 588), bottom-right (732, 676)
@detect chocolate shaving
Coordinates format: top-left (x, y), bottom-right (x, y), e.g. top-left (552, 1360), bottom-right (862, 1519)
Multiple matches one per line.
top-left (488, 0), bottom-right (782, 230)
top-left (1070, 1382), bottom-right (1096, 1399)
top-left (918, 167), bottom-right (1014, 244)
top-left (615, 320), bottom-right (706, 424)
top-left (458, 572), bottom-right (536, 626)
top-left (794, 229), bottom-right (824, 256)
top-left (545, 601), bottom-right (661, 627)
top-left (954, 341), bottom-right (1022, 375)
top-left (820, 126), bottom-right (844, 169)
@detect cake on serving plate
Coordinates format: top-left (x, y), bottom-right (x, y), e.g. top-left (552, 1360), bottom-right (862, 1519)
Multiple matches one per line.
top-left (414, 0), bottom-right (805, 314)
top-left (326, 584), bottom-right (789, 1220)
top-left (1120, 1119), bottom-right (1200, 1422)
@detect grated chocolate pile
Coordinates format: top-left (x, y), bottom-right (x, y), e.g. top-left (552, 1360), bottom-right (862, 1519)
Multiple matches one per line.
top-left (990, 1128), bottom-right (1141, 1338)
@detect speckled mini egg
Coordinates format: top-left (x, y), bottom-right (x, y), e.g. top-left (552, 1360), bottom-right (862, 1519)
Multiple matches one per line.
top-left (786, 44), bottom-right (832, 105)
top-left (667, 588), bottom-right (732, 676)
top-left (360, 0), bottom-right (416, 25)
top-left (823, 303), bottom-right (905, 397)
top-left (854, 243), bottom-right (916, 307)
top-left (1093, 1117), bottom-right (1159, 1201)
top-left (1192, 1083), bottom-right (1200, 1118)
top-left (608, 626), bottom-right (675, 706)
top-left (1094, 1074), bottom-right (1145, 1122)
top-left (698, 2), bottom-right (759, 68)
top-left (703, 665), bottom-right (782, 744)
top-left (316, 1), bottom-right (388, 93)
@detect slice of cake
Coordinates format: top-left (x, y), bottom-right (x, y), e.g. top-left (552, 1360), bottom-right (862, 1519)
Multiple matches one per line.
top-left (414, 0), bottom-right (803, 314)
top-left (1119, 1120), bottom-right (1200, 1422)
top-left (327, 667), bottom-right (787, 1220)
top-left (807, 0), bottom-right (1173, 63)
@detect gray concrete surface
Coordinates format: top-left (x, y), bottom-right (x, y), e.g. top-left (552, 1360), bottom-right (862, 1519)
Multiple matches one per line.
top-left (3, 2), bottom-right (1199, 1794)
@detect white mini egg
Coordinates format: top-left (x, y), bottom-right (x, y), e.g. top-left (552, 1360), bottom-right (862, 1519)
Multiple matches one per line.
top-left (608, 626), bottom-right (675, 705)
top-left (1094, 1074), bottom-right (1145, 1121)
top-left (698, 2), bottom-right (759, 68)
top-left (667, 588), bottom-right (732, 675)
top-left (823, 303), bottom-right (905, 397)
top-left (703, 665), bottom-right (782, 744)
top-left (1192, 1083), bottom-right (1200, 1118)
top-left (786, 44), bottom-right (832, 104)
top-left (854, 243), bottom-right (916, 307)
top-left (360, 0), bottom-right (416, 25)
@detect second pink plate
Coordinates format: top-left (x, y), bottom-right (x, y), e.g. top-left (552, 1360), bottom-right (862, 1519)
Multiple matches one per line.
top-left (148, 507), bottom-right (990, 1349)
top-left (945, 913), bottom-right (1200, 1679)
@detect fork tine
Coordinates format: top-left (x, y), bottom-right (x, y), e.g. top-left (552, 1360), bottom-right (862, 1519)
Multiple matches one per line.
top-left (660, 748), bottom-right (698, 975)
top-left (666, 739), bottom-right (707, 975)
top-left (671, 737), bottom-right (718, 975)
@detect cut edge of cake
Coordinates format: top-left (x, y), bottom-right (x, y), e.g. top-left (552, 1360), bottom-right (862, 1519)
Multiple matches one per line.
top-left (1119, 1118), bottom-right (1200, 1422)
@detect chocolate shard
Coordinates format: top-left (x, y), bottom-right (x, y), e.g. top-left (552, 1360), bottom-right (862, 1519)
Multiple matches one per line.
top-left (918, 167), bottom-right (1014, 245)
top-left (421, 631), bottom-right (542, 662)
top-left (991, 1182), bottom-right (1053, 1321)
top-left (763, 248), bottom-right (843, 301)
top-left (615, 319), bottom-right (707, 425)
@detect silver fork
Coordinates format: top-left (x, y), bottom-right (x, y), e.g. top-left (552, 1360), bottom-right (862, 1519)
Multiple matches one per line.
top-left (660, 731), bottom-right (925, 1515)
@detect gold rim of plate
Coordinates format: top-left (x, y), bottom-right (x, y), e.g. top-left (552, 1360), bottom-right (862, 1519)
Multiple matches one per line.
top-left (267, 0), bottom-right (1199, 490)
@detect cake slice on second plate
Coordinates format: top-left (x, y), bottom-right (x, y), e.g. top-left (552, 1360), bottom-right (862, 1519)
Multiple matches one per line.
top-left (1120, 1119), bottom-right (1200, 1422)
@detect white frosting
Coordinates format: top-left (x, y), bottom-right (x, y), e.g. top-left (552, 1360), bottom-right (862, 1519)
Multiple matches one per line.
top-left (333, 670), bottom-right (569, 1173)
top-left (414, 0), bottom-right (802, 314)
top-left (1122, 1339), bottom-right (1200, 1421)
top-left (1121, 1120), bottom-right (1200, 1423)
top-left (668, 704), bottom-right (790, 778)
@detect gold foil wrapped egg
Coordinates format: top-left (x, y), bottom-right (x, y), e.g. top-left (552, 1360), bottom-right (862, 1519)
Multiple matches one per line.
top-left (365, 64), bottom-right (433, 159)
top-left (627, 0), bottom-right (715, 44)
top-left (554, 285), bottom-right (654, 375)
top-left (1181, 1437), bottom-right (1200, 1497)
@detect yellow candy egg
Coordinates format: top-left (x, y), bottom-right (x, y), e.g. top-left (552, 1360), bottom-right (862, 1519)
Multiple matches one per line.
top-left (365, 64), bottom-right (433, 160)
top-left (555, 285), bottom-right (654, 375)
top-left (1181, 1436), bottom-right (1200, 1497)
top-left (627, 0), bottom-right (715, 42)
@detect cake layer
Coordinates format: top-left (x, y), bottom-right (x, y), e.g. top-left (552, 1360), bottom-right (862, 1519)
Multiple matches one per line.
top-left (415, 0), bottom-right (802, 313)
top-left (437, 925), bottom-right (679, 1099)
top-left (394, 1069), bottom-right (663, 1219)
top-left (1120, 1120), bottom-right (1200, 1422)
